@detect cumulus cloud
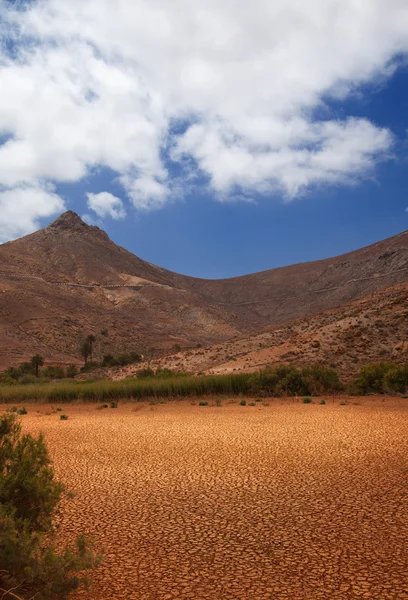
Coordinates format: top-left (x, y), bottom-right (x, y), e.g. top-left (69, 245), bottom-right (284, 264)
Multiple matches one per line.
top-left (86, 192), bottom-right (126, 219)
top-left (0, 0), bottom-right (408, 239)
top-left (0, 185), bottom-right (65, 242)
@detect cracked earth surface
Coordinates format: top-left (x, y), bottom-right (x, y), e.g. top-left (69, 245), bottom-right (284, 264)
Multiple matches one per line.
top-left (16, 398), bottom-right (408, 600)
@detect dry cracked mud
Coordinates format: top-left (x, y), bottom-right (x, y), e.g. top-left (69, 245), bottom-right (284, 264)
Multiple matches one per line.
top-left (13, 398), bottom-right (408, 600)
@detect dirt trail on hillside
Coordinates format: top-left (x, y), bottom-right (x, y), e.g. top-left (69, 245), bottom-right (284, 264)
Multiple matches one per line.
top-left (14, 399), bottom-right (408, 600)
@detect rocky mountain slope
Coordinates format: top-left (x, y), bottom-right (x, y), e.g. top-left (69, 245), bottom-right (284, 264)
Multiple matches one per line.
top-left (115, 281), bottom-right (408, 380)
top-left (1, 211), bottom-right (407, 369)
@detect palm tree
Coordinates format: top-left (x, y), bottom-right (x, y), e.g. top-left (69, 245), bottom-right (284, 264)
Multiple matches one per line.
top-left (80, 340), bottom-right (92, 366)
top-left (31, 354), bottom-right (44, 378)
top-left (87, 335), bottom-right (96, 362)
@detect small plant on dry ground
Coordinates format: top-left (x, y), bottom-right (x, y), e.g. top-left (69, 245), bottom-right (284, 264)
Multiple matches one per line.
top-left (0, 413), bottom-right (99, 599)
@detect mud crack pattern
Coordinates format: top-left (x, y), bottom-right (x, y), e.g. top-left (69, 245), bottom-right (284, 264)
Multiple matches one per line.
top-left (18, 399), bottom-right (408, 600)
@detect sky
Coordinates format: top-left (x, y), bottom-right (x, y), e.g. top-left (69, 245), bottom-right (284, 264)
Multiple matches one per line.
top-left (0, 0), bottom-right (407, 278)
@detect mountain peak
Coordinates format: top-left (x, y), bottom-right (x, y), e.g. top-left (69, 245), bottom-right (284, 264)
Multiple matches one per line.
top-left (48, 211), bottom-right (89, 231)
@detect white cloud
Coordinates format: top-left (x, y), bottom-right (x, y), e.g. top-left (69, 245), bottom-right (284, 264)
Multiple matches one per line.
top-left (0, 0), bottom-right (408, 238)
top-left (0, 185), bottom-right (65, 242)
top-left (86, 192), bottom-right (126, 219)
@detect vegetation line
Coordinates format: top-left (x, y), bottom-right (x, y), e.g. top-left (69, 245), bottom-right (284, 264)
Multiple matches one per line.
top-left (1, 362), bottom-right (407, 403)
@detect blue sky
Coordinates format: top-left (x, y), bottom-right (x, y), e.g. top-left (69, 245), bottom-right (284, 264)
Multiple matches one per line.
top-left (1, 1), bottom-right (408, 278)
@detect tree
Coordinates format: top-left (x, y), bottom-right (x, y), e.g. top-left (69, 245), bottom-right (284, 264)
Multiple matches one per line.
top-left (80, 340), bottom-right (92, 366)
top-left (0, 413), bottom-right (99, 599)
top-left (86, 335), bottom-right (96, 362)
top-left (30, 354), bottom-right (44, 378)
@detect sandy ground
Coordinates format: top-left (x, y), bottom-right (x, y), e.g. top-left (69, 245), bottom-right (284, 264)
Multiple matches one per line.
top-left (6, 397), bottom-right (408, 600)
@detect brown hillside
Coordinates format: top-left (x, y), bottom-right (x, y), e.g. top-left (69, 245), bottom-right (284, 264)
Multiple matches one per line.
top-left (1, 211), bottom-right (408, 369)
top-left (120, 281), bottom-right (408, 380)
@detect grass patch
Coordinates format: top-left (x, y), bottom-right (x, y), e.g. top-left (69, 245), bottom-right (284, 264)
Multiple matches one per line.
top-left (0, 373), bottom-right (254, 404)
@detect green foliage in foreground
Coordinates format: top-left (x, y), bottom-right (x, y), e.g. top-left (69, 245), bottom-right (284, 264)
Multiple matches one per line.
top-left (0, 414), bottom-right (99, 600)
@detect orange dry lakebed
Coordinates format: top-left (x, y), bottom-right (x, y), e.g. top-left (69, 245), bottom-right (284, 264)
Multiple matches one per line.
top-left (17, 398), bottom-right (408, 600)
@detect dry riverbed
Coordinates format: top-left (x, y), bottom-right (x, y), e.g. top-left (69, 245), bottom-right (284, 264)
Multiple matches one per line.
top-left (5, 397), bottom-right (408, 600)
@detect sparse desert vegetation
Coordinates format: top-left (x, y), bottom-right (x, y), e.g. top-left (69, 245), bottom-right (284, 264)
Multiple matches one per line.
top-left (11, 397), bottom-right (408, 600)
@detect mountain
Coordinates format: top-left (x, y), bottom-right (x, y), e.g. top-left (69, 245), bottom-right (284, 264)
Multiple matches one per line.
top-left (119, 281), bottom-right (408, 380)
top-left (0, 211), bottom-right (408, 369)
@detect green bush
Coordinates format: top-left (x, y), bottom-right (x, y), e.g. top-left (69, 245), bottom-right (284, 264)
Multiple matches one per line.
top-left (137, 367), bottom-right (155, 378)
top-left (302, 397), bottom-right (312, 404)
top-left (319, 399), bottom-right (326, 405)
top-left (0, 413), bottom-right (98, 599)
top-left (301, 364), bottom-right (342, 395)
top-left (348, 363), bottom-right (408, 395)
top-left (110, 401), bottom-right (118, 408)
top-left (17, 407), bottom-right (27, 415)
top-left (198, 401), bottom-right (208, 406)
top-left (383, 365), bottom-right (408, 394)
top-left (66, 364), bottom-right (79, 378)
top-left (60, 414), bottom-right (69, 420)
top-left (239, 399), bottom-right (247, 406)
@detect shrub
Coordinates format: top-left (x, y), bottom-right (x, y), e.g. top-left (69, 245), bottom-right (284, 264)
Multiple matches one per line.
top-left (43, 366), bottom-right (66, 380)
top-left (0, 413), bottom-right (98, 599)
top-left (101, 354), bottom-right (119, 367)
top-left (302, 397), bottom-right (312, 404)
top-left (137, 368), bottom-right (155, 378)
top-left (60, 414), bottom-right (69, 420)
top-left (319, 399), bottom-right (326, 405)
top-left (240, 399), bottom-right (247, 406)
top-left (199, 401), bottom-right (208, 406)
top-left (348, 363), bottom-right (408, 395)
top-left (20, 374), bottom-right (37, 385)
top-left (110, 401), bottom-right (118, 408)
top-left (383, 365), bottom-right (408, 394)
top-left (301, 364), bottom-right (342, 395)
top-left (56, 407), bottom-right (62, 411)
top-left (66, 364), bottom-right (79, 378)
top-left (248, 402), bottom-right (256, 406)
top-left (17, 407), bottom-right (27, 415)
top-left (348, 363), bottom-right (390, 395)
top-left (80, 361), bottom-right (100, 373)
top-left (0, 375), bottom-right (17, 386)
top-left (249, 365), bottom-right (306, 396)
